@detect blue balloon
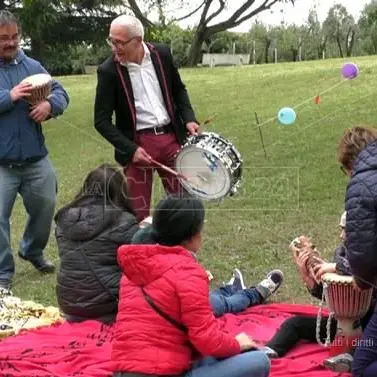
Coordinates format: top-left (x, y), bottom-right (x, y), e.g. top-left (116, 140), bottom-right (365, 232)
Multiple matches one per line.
top-left (278, 107), bottom-right (296, 125)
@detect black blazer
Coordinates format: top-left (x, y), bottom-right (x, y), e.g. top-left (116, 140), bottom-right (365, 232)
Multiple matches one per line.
top-left (94, 42), bottom-right (198, 166)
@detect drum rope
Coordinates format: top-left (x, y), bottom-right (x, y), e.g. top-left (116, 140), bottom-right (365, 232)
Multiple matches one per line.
top-left (315, 282), bottom-right (334, 347)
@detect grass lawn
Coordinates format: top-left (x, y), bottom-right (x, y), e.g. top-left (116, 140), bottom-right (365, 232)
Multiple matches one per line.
top-left (9, 55), bottom-right (377, 307)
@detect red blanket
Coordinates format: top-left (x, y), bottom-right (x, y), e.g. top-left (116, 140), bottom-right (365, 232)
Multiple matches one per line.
top-left (0, 303), bottom-right (349, 377)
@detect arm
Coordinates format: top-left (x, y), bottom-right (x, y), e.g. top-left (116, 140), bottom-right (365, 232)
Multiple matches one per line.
top-left (308, 283), bottom-right (324, 300)
top-left (94, 66), bottom-right (138, 164)
top-left (0, 89), bottom-right (14, 114)
top-left (176, 267), bottom-right (240, 358)
top-left (333, 245), bottom-right (352, 275)
top-left (38, 64), bottom-right (69, 117)
top-left (168, 48), bottom-right (197, 125)
top-left (345, 179), bottom-right (377, 289)
top-left (107, 212), bottom-right (140, 245)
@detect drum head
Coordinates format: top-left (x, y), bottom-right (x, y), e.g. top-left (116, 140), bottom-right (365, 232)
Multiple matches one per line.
top-left (321, 272), bottom-right (353, 284)
top-left (175, 145), bottom-right (231, 200)
top-left (21, 73), bottom-right (52, 87)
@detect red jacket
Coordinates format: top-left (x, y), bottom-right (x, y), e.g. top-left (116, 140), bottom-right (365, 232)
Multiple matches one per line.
top-left (112, 244), bottom-right (241, 375)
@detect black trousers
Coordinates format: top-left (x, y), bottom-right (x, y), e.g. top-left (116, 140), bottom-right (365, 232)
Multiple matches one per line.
top-left (265, 315), bottom-right (337, 357)
top-left (265, 308), bottom-right (374, 357)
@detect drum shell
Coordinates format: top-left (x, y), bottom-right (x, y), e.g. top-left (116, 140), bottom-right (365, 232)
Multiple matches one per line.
top-left (28, 83), bottom-right (52, 105)
top-left (322, 273), bottom-right (373, 318)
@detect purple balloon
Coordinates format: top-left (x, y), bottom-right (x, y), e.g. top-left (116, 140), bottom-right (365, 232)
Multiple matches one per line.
top-left (341, 63), bottom-right (359, 79)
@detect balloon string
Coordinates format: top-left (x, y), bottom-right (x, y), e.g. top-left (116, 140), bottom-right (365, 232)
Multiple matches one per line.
top-left (254, 77), bottom-right (353, 130)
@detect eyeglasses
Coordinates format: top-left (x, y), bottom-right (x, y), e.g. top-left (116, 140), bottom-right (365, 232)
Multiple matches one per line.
top-left (106, 36), bottom-right (135, 48)
top-left (0, 34), bottom-right (19, 44)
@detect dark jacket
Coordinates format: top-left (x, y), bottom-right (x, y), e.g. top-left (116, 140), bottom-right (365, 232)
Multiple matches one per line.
top-left (55, 197), bottom-right (139, 323)
top-left (94, 43), bottom-right (197, 166)
top-left (0, 50), bottom-right (69, 162)
top-left (345, 140), bottom-right (377, 290)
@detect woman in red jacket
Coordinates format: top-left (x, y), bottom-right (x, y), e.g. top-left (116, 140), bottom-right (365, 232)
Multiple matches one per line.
top-left (112, 195), bottom-right (271, 377)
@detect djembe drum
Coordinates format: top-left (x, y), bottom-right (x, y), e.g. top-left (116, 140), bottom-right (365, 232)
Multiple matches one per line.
top-left (20, 73), bottom-right (52, 106)
top-left (318, 273), bottom-right (373, 356)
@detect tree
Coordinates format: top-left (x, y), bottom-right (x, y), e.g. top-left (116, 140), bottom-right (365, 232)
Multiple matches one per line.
top-left (126, 0), bottom-right (295, 66)
top-left (358, 0), bottom-right (377, 55)
top-left (323, 4), bottom-right (356, 58)
top-left (307, 8), bottom-right (327, 59)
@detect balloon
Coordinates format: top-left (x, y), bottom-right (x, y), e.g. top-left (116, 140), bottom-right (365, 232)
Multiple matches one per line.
top-left (278, 107), bottom-right (296, 125)
top-left (341, 62), bottom-right (359, 79)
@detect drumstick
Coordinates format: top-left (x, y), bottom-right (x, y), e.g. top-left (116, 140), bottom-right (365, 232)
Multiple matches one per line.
top-left (198, 115), bottom-right (216, 133)
top-left (151, 158), bottom-right (190, 182)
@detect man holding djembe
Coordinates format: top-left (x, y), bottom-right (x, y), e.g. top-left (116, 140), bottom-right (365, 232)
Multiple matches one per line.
top-left (0, 11), bottom-right (69, 293)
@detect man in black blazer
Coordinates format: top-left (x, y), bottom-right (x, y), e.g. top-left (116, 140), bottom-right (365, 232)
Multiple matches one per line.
top-left (94, 15), bottom-right (199, 221)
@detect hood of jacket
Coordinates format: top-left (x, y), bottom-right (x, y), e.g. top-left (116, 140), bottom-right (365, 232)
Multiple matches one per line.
top-left (117, 243), bottom-right (195, 286)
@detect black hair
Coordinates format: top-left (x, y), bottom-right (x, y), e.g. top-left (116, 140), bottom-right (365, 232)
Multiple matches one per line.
top-left (55, 163), bottom-right (135, 220)
top-left (151, 194), bottom-right (205, 246)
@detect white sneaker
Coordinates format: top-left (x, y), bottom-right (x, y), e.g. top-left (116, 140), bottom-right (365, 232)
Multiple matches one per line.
top-left (324, 353), bottom-right (353, 372)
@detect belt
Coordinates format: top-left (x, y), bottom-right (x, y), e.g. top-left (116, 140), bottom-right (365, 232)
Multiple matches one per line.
top-left (136, 124), bottom-right (172, 136)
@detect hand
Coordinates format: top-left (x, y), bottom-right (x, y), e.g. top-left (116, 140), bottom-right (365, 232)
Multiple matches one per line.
top-left (352, 277), bottom-right (363, 292)
top-left (235, 332), bottom-right (258, 352)
top-left (132, 147), bottom-right (152, 165)
top-left (206, 270), bottom-right (214, 281)
top-left (312, 262), bottom-right (336, 282)
top-left (29, 101), bottom-right (51, 123)
top-left (139, 216), bottom-right (152, 228)
top-left (295, 249), bottom-right (317, 289)
top-left (186, 122), bottom-right (200, 136)
top-left (10, 82), bottom-right (32, 102)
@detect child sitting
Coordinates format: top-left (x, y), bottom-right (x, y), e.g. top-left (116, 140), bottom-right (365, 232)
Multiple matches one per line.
top-left (132, 222), bottom-right (284, 317)
top-left (260, 211), bottom-right (374, 373)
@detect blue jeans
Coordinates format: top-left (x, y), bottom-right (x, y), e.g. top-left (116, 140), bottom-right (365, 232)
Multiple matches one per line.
top-left (185, 351), bottom-right (270, 377)
top-left (113, 351), bottom-right (270, 377)
top-left (210, 285), bottom-right (262, 317)
top-left (0, 157), bottom-right (57, 281)
top-left (352, 307), bottom-right (377, 377)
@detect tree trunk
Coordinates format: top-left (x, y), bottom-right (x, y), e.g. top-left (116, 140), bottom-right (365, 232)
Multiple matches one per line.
top-left (186, 27), bottom-right (207, 67)
top-left (336, 35), bottom-right (344, 58)
top-left (345, 29), bottom-right (355, 57)
top-left (264, 37), bottom-right (271, 64)
top-left (291, 48), bottom-right (298, 62)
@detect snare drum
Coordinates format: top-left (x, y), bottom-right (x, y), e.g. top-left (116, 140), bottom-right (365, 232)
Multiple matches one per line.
top-left (320, 272), bottom-right (373, 355)
top-left (174, 132), bottom-right (242, 200)
top-left (20, 73), bottom-right (52, 105)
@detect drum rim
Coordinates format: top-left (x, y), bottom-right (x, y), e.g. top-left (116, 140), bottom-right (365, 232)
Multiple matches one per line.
top-left (20, 73), bottom-right (52, 87)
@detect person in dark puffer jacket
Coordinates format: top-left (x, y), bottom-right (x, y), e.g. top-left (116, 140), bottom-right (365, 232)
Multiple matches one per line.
top-left (337, 126), bottom-right (377, 377)
top-left (55, 164), bottom-right (140, 324)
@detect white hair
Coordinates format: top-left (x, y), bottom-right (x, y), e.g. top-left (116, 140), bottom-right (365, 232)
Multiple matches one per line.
top-left (111, 15), bottom-right (144, 39)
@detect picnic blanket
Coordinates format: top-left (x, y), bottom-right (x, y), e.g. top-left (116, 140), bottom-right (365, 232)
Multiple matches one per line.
top-left (0, 303), bottom-right (350, 377)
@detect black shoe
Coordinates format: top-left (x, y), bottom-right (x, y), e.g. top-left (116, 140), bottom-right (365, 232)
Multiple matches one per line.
top-left (256, 269), bottom-right (284, 301)
top-left (18, 253), bottom-right (55, 273)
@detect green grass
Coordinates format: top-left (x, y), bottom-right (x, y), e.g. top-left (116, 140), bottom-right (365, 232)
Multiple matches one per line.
top-left (10, 56), bottom-right (377, 307)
